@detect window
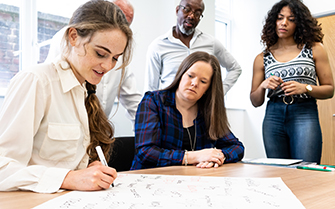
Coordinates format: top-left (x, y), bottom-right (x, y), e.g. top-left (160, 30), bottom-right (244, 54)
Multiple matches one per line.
top-left (36, 0), bottom-right (87, 63)
top-left (0, 0), bottom-right (85, 97)
top-left (215, 0), bottom-right (232, 51)
top-left (0, 0), bottom-right (20, 96)
top-left (36, 1), bottom-right (70, 64)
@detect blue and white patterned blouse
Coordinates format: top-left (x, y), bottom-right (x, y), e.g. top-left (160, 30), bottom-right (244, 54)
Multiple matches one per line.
top-left (264, 45), bottom-right (317, 98)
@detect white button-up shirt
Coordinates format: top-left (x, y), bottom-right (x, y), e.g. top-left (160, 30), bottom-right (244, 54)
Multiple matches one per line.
top-left (0, 58), bottom-right (90, 193)
top-left (96, 66), bottom-right (142, 125)
top-left (144, 28), bottom-right (242, 94)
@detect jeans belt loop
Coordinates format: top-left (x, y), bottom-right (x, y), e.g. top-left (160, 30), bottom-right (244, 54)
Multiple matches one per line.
top-left (283, 95), bottom-right (294, 105)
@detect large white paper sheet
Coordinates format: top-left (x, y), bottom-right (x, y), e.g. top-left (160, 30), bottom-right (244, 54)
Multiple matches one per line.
top-left (34, 174), bottom-right (305, 209)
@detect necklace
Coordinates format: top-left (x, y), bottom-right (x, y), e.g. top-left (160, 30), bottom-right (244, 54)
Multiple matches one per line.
top-left (186, 123), bottom-right (197, 151)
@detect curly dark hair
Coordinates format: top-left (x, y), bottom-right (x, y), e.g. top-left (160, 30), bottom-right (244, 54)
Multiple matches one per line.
top-left (261, 0), bottom-right (323, 51)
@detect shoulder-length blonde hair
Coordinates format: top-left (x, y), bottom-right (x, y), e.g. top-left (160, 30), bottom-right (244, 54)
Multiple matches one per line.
top-left (165, 51), bottom-right (230, 140)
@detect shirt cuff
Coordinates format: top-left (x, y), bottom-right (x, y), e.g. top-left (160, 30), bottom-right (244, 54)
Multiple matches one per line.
top-left (33, 167), bottom-right (70, 193)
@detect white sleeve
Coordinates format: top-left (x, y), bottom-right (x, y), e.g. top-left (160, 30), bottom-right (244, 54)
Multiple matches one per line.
top-left (0, 72), bottom-right (69, 193)
top-left (118, 69), bottom-right (142, 124)
top-left (214, 39), bottom-right (242, 94)
top-left (144, 42), bottom-right (162, 93)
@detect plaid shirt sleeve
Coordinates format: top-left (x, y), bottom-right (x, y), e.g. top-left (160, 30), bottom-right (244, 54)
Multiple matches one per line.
top-left (214, 132), bottom-right (244, 163)
top-left (131, 91), bottom-right (184, 170)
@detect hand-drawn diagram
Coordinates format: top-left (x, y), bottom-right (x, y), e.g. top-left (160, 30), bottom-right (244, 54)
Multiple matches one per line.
top-left (34, 174), bottom-right (305, 209)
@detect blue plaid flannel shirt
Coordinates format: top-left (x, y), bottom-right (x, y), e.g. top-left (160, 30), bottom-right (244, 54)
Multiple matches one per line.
top-left (130, 90), bottom-right (244, 170)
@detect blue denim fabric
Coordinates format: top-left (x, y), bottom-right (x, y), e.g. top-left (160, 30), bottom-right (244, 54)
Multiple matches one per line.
top-left (262, 98), bottom-right (322, 164)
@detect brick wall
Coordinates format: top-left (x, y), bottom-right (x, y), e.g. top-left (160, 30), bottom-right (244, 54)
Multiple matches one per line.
top-left (0, 3), bottom-right (69, 88)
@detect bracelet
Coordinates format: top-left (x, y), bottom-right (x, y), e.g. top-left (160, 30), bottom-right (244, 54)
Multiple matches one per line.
top-left (184, 150), bottom-right (188, 166)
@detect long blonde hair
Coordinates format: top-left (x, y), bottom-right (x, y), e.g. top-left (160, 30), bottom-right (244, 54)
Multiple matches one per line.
top-left (62, 0), bottom-right (133, 161)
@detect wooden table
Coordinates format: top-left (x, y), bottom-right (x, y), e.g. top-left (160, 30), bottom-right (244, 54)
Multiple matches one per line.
top-left (1, 163), bottom-right (334, 209)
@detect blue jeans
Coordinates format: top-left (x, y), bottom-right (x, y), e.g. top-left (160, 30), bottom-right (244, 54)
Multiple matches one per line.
top-left (262, 98), bottom-right (322, 164)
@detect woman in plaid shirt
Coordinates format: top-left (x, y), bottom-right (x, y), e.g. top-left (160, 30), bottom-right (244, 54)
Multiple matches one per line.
top-left (131, 52), bottom-right (244, 170)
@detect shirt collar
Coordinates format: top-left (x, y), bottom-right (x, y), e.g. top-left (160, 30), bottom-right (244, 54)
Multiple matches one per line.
top-left (53, 57), bottom-right (85, 94)
top-left (165, 27), bottom-right (202, 42)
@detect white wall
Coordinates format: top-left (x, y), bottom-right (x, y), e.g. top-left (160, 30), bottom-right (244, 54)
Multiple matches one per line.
top-left (303, 0), bottom-right (335, 17)
top-left (224, 0), bottom-right (277, 159)
top-left (110, 0), bottom-right (177, 136)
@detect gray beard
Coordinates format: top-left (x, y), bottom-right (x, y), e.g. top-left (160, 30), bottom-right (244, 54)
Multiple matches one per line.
top-left (178, 23), bottom-right (194, 36)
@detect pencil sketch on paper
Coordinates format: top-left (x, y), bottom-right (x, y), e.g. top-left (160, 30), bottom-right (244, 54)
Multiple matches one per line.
top-left (33, 174), bottom-right (306, 209)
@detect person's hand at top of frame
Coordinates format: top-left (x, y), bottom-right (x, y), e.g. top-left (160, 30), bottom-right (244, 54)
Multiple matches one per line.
top-left (61, 161), bottom-right (117, 191)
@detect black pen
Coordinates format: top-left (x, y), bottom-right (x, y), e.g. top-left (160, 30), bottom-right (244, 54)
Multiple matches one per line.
top-left (96, 146), bottom-right (114, 187)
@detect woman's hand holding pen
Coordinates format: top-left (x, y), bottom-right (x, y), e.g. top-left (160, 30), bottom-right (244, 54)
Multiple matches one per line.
top-left (61, 161), bottom-right (117, 191)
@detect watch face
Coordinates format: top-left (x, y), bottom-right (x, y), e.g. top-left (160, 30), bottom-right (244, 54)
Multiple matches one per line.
top-left (306, 85), bottom-right (312, 92)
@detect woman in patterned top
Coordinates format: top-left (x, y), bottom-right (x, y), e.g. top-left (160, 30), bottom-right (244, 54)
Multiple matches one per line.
top-left (131, 51), bottom-right (244, 170)
top-left (250, 0), bottom-right (334, 163)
